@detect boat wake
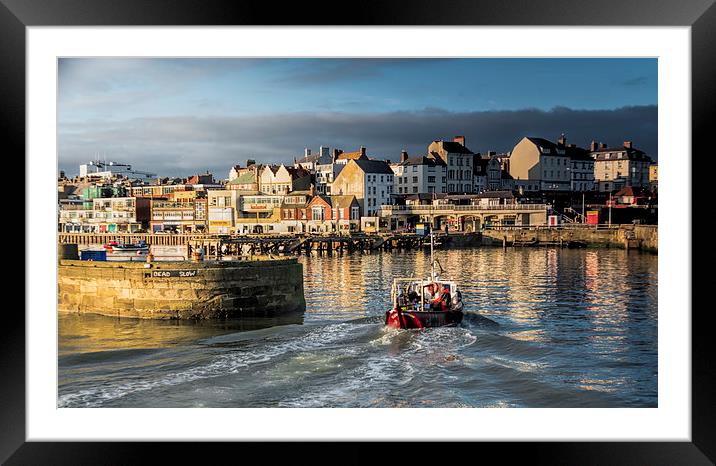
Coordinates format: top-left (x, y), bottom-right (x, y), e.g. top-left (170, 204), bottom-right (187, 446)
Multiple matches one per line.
top-left (58, 322), bottom-right (364, 408)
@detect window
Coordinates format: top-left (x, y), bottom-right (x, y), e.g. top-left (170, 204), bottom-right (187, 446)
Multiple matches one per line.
top-left (412, 177), bottom-right (418, 183)
top-left (412, 186), bottom-right (418, 193)
top-left (312, 207), bottom-right (324, 220)
top-left (428, 176), bottom-right (435, 183)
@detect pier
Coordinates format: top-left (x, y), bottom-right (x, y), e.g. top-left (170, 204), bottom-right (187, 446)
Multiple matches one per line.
top-left (57, 224), bottom-right (657, 255)
top-left (58, 231), bottom-right (480, 258)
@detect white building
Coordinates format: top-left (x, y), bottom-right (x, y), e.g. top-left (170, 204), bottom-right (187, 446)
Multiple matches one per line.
top-left (391, 150), bottom-right (447, 195)
top-left (79, 160), bottom-right (156, 180)
top-left (331, 158), bottom-right (394, 217)
top-left (314, 150), bottom-right (344, 195)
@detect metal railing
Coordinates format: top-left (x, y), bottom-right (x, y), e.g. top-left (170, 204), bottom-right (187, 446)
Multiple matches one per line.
top-left (381, 203), bottom-right (548, 214)
top-left (482, 224), bottom-right (624, 231)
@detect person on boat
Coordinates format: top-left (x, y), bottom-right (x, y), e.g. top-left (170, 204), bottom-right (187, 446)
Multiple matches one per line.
top-left (423, 283), bottom-right (438, 305)
top-left (431, 284), bottom-right (451, 312)
top-left (396, 288), bottom-right (407, 308)
top-left (451, 288), bottom-right (464, 312)
top-left (407, 288), bottom-right (420, 307)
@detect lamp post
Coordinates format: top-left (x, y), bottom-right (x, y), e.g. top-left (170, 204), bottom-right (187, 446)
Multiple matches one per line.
top-left (582, 192), bottom-right (585, 224)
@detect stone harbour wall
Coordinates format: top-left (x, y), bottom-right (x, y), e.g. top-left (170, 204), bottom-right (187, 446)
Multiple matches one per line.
top-left (481, 225), bottom-right (657, 252)
top-left (58, 258), bottom-right (306, 319)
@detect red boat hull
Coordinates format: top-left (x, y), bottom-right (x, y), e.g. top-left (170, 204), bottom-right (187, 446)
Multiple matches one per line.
top-left (385, 308), bottom-right (463, 329)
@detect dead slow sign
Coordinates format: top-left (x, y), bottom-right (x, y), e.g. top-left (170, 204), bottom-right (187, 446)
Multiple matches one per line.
top-left (151, 270), bottom-right (198, 278)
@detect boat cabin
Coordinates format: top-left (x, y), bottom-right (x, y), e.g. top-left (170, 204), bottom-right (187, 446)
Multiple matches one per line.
top-left (391, 277), bottom-right (463, 313)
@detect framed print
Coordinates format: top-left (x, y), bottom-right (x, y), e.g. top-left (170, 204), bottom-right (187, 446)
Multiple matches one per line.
top-left (4, 0), bottom-right (714, 463)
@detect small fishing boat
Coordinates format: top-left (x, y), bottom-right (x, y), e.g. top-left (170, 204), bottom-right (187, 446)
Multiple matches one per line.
top-left (103, 240), bottom-right (149, 254)
top-left (385, 231), bottom-right (464, 329)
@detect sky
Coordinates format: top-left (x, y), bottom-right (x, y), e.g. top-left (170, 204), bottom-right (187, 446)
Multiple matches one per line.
top-left (58, 58), bottom-right (658, 178)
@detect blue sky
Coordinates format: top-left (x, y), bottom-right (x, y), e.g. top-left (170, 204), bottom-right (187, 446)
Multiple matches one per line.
top-left (58, 58), bottom-right (658, 177)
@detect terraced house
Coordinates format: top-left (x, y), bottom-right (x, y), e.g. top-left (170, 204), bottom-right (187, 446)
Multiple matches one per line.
top-left (509, 136), bottom-right (571, 192)
top-left (331, 158), bottom-right (394, 217)
top-left (591, 141), bottom-right (652, 192)
top-left (305, 195), bottom-right (361, 233)
top-left (391, 150), bottom-right (447, 195)
top-left (259, 164), bottom-right (311, 195)
top-left (427, 136), bottom-right (475, 194)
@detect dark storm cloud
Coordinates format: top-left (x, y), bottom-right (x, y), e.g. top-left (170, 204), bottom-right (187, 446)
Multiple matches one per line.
top-left (58, 105), bottom-right (657, 178)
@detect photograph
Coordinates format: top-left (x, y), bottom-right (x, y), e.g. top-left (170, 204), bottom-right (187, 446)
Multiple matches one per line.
top-left (56, 57), bottom-right (659, 409)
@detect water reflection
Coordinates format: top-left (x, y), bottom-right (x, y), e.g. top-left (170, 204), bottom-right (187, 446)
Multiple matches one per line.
top-left (59, 312), bottom-right (304, 356)
top-left (59, 247), bottom-right (657, 408)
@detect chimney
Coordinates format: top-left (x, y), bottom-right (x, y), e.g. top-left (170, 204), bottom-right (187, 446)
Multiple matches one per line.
top-left (360, 146), bottom-right (366, 156)
top-left (558, 133), bottom-right (566, 146)
top-left (246, 159), bottom-right (255, 167)
top-left (385, 159), bottom-right (392, 164)
top-left (590, 141), bottom-right (598, 151)
top-left (623, 141), bottom-right (633, 149)
top-left (401, 150), bottom-right (409, 163)
top-left (304, 148), bottom-right (311, 157)
top-left (453, 136), bottom-right (465, 146)
top-left (600, 143), bottom-right (607, 149)
top-left (309, 183), bottom-right (315, 196)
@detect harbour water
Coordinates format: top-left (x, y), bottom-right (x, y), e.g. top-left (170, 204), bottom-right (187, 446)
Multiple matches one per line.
top-left (58, 247), bottom-right (658, 408)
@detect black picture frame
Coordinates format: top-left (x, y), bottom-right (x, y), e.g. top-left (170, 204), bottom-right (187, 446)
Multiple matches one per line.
top-left (4, 0), bottom-right (713, 463)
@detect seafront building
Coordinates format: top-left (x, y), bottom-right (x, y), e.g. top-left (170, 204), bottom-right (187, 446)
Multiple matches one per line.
top-left (427, 136), bottom-right (475, 194)
top-left (150, 191), bottom-right (208, 233)
top-left (509, 136), bottom-right (571, 192)
top-left (391, 150), bottom-right (447, 195)
top-left (58, 133), bottom-right (658, 235)
top-left (591, 141), bottom-right (652, 192)
top-left (259, 164), bottom-right (312, 195)
top-left (59, 196), bottom-right (151, 233)
top-left (559, 135), bottom-right (595, 192)
top-left (331, 156), bottom-right (394, 217)
top-left (473, 151), bottom-right (514, 192)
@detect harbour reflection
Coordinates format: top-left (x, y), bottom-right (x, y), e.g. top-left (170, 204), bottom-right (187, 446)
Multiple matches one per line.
top-left (59, 312), bottom-right (304, 356)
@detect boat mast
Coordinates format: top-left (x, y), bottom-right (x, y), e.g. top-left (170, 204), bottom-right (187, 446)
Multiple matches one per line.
top-left (430, 228), bottom-right (435, 280)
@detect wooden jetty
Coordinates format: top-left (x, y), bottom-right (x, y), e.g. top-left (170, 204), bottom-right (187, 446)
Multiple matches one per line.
top-left (57, 232), bottom-right (463, 258)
